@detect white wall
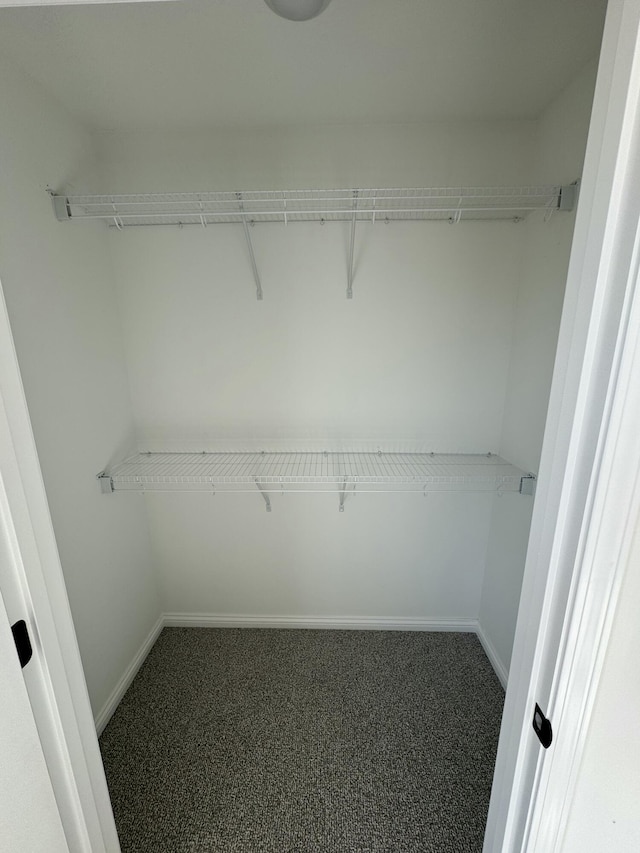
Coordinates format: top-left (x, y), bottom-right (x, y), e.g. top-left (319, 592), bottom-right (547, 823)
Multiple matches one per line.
top-left (108, 219), bottom-right (524, 449)
top-left (99, 122), bottom-right (533, 621)
top-left (478, 61), bottom-right (598, 676)
top-left (149, 492), bottom-right (493, 620)
top-left (0, 57), bottom-right (160, 716)
top-left (0, 53), bottom-right (596, 692)
top-left (95, 121), bottom-right (535, 192)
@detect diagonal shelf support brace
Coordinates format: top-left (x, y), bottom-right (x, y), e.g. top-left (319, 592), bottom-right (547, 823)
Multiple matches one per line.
top-left (347, 190), bottom-right (358, 299)
top-left (238, 194), bottom-right (263, 301)
top-left (339, 477), bottom-right (348, 512)
top-left (255, 478), bottom-right (272, 512)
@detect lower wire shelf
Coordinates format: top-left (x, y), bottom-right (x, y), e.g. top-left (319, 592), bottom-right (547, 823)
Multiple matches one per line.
top-left (98, 451), bottom-right (536, 510)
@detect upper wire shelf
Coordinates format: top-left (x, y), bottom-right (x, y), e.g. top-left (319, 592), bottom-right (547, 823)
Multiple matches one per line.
top-left (52, 184), bottom-right (578, 301)
top-left (98, 451), bottom-right (535, 508)
top-left (52, 185), bottom-right (574, 228)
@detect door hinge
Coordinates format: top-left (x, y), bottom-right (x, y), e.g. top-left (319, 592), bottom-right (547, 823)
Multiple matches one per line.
top-left (533, 702), bottom-right (553, 749)
top-left (11, 619), bottom-right (33, 669)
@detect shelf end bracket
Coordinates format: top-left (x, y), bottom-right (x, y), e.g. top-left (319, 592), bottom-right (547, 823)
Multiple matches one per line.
top-left (97, 471), bottom-right (114, 494)
top-left (255, 478), bottom-right (271, 512)
top-left (520, 473), bottom-right (537, 496)
top-left (50, 192), bottom-right (72, 222)
top-left (558, 182), bottom-right (580, 212)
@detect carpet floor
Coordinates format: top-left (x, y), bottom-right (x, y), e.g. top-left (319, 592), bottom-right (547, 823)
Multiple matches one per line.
top-left (99, 628), bottom-right (504, 852)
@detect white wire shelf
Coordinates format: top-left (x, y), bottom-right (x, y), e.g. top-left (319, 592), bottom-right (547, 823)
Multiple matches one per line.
top-left (98, 451), bottom-right (535, 500)
top-left (52, 186), bottom-right (573, 228)
top-left (51, 184), bottom-right (577, 301)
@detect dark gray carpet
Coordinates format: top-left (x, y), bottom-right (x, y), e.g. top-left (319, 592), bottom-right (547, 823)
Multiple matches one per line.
top-left (99, 628), bottom-right (504, 852)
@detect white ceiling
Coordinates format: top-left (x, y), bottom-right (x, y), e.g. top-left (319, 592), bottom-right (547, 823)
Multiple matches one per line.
top-left (0, 0), bottom-right (607, 131)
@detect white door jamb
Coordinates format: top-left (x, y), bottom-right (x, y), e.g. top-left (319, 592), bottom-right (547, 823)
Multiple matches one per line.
top-left (0, 279), bottom-right (120, 852)
top-left (485, 2), bottom-right (640, 850)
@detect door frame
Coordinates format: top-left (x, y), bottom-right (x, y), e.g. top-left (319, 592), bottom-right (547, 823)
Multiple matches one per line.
top-left (0, 1), bottom-right (638, 851)
top-left (0, 279), bottom-right (120, 850)
top-left (485, 0), bottom-right (640, 849)
top-left (0, 539), bottom-right (69, 851)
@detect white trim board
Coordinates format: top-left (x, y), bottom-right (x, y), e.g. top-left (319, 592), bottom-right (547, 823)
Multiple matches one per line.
top-left (476, 623), bottom-right (509, 690)
top-left (94, 613), bottom-right (508, 737)
top-left (0, 281), bottom-right (121, 847)
top-left (485, 5), bottom-right (640, 850)
top-left (163, 613), bottom-right (478, 632)
top-left (94, 617), bottom-right (164, 736)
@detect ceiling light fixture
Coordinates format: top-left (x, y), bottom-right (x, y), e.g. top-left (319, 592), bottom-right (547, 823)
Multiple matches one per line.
top-left (264, 0), bottom-right (333, 22)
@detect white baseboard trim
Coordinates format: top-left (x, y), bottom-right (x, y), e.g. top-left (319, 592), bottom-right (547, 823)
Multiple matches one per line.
top-left (163, 612), bottom-right (478, 633)
top-left (95, 614), bottom-right (507, 733)
top-left (94, 616), bottom-right (164, 736)
top-left (476, 622), bottom-right (509, 689)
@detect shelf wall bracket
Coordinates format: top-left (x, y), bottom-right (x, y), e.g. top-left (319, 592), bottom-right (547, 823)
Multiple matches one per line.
top-left (255, 478), bottom-right (272, 512)
top-left (97, 471), bottom-right (114, 494)
top-left (346, 190), bottom-right (358, 299)
top-left (520, 473), bottom-right (537, 496)
top-left (237, 193), bottom-right (263, 301)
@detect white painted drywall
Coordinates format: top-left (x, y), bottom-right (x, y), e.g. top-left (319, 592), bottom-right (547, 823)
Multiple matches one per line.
top-left (0, 51), bottom-right (595, 688)
top-left (0, 56), bottom-right (160, 716)
top-left (99, 122), bottom-right (532, 620)
top-left (108, 217), bottom-right (525, 449)
top-left (0, 1), bottom-right (606, 129)
top-left (561, 519), bottom-right (640, 852)
top-left (478, 61), bottom-right (599, 677)
top-left (94, 121), bottom-right (534, 192)
top-left (145, 491), bottom-right (495, 619)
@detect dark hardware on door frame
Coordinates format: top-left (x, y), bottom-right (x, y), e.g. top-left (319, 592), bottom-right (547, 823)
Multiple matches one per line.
top-left (11, 619), bottom-right (33, 669)
top-left (533, 702), bottom-right (552, 749)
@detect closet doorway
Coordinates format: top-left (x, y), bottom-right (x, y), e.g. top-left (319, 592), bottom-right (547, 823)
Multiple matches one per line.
top-left (3, 0), bottom-right (636, 852)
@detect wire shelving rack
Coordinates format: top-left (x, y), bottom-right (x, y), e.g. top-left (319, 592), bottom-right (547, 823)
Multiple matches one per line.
top-left (51, 184), bottom-right (578, 301)
top-left (52, 186), bottom-right (571, 227)
top-left (98, 451), bottom-right (536, 511)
